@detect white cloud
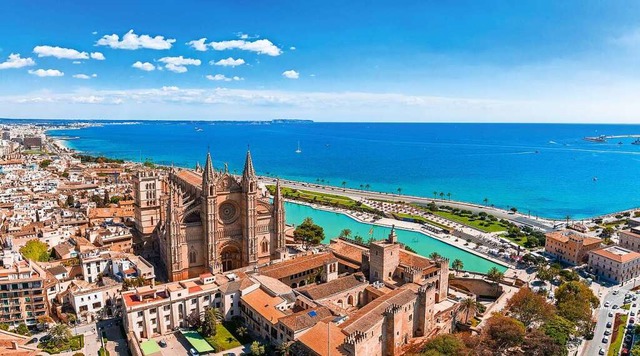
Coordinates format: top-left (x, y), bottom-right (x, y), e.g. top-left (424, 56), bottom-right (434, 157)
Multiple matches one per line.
top-left (206, 74), bottom-right (243, 81)
top-left (282, 70), bottom-right (299, 79)
top-left (158, 56), bottom-right (201, 73)
top-left (210, 39), bottom-right (282, 56)
top-left (91, 31), bottom-right (98, 35)
top-left (0, 54), bottom-right (36, 69)
top-left (132, 61), bottom-right (156, 71)
top-left (162, 86), bottom-right (180, 91)
top-left (72, 73), bottom-right (97, 79)
top-left (290, 46), bottom-right (296, 50)
top-left (96, 30), bottom-right (176, 50)
top-left (33, 45), bottom-right (88, 60)
top-left (90, 52), bottom-right (105, 60)
top-left (28, 69), bottom-right (64, 77)
top-left (238, 33), bottom-right (250, 40)
top-left (72, 61), bottom-right (82, 64)
top-left (212, 57), bottom-right (245, 67)
top-left (72, 96), bottom-right (104, 104)
top-left (187, 38), bottom-right (208, 51)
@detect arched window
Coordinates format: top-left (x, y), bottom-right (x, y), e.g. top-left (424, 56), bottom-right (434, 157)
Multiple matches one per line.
top-left (189, 249), bottom-right (196, 264)
top-left (261, 240), bottom-right (268, 253)
top-left (347, 295), bottom-right (354, 306)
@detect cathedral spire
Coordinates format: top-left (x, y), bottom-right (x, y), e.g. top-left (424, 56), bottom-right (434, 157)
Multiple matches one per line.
top-left (242, 149), bottom-right (256, 180)
top-left (274, 179), bottom-right (283, 207)
top-left (203, 151), bottom-right (214, 187)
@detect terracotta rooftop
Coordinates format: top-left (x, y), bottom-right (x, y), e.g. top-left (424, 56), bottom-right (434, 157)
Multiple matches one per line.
top-left (546, 230), bottom-right (601, 246)
top-left (297, 321), bottom-right (347, 356)
top-left (176, 170), bottom-right (202, 188)
top-left (278, 306), bottom-right (333, 332)
top-left (591, 246), bottom-right (640, 263)
top-left (297, 274), bottom-right (367, 300)
top-left (260, 252), bottom-right (336, 280)
top-left (240, 287), bottom-right (286, 325)
top-left (399, 250), bottom-right (434, 269)
top-left (328, 239), bottom-right (367, 264)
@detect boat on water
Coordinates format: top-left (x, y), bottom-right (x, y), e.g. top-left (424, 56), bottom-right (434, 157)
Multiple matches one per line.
top-left (195, 127), bottom-right (203, 132)
top-left (295, 141), bottom-right (302, 153)
top-left (584, 135), bottom-right (607, 143)
top-left (633, 139), bottom-right (640, 146)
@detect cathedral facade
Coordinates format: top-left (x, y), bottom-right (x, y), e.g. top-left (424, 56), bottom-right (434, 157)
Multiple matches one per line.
top-left (136, 150), bottom-right (286, 281)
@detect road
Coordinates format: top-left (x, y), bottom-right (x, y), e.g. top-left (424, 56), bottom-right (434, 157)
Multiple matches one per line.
top-left (259, 177), bottom-right (557, 232)
top-left (583, 281), bottom-right (640, 356)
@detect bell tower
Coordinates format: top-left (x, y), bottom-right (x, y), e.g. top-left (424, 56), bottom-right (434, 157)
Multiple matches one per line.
top-left (202, 151), bottom-right (219, 272)
top-left (242, 149), bottom-right (258, 265)
top-left (273, 179), bottom-right (286, 256)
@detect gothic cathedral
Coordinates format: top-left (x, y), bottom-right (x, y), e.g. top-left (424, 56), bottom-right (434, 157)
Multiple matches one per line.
top-left (135, 150), bottom-right (286, 281)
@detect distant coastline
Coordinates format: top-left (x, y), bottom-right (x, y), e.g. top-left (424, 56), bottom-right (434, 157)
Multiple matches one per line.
top-left (38, 120), bottom-right (640, 220)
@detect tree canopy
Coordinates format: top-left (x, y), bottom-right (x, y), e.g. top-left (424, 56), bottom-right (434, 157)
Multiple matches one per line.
top-left (554, 281), bottom-right (598, 336)
top-left (19, 239), bottom-right (50, 262)
top-left (421, 334), bottom-right (468, 355)
top-left (482, 314), bottom-right (526, 352)
top-left (293, 217), bottom-right (325, 246)
top-left (506, 287), bottom-right (555, 327)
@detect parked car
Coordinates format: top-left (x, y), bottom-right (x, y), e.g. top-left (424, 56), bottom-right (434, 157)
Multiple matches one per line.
top-left (630, 318), bottom-right (635, 324)
top-left (607, 321), bottom-right (613, 328)
top-left (609, 311), bottom-right (614, 317)
top-left (158, 340), bottom-right (167, 348)
top-left (190, 348), bottom-right (200, 356)
top-left (614, 305), bottom-right (620, 309)
top-left (26, 337), bottom-right (37, 345)
top-left (605, 301), bottom-right (611, 307)
top-left (604, 330), bottom-right (611, 336)
top-left (603, 336), bottom-right (609, 343)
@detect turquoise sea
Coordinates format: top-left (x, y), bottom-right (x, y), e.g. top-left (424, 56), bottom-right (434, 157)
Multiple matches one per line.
top-left (43, 120), bottom-right (640, 220)
top-left (284, 202), bottom-right (507, 273)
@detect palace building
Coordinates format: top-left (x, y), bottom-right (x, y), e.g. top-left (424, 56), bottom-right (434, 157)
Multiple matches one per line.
top-left (133, 150), bottom-right (286, 281)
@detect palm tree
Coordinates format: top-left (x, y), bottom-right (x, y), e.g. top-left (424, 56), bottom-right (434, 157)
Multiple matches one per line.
top-left (359, 184), bottom-right (364, 190)
top-left (339, 228), bottom-right (352, 239)
top-left (433, 191), bottom-right (438, 199)
top-left (446, 192), bottom-right (451, 201)
top-left (439, 192), bottom-right (445, 200)
top-left (365, 183), bottom-right (370, 190)
top-left (452, 259), bottom-right (464, 275)
top-left (342, 181), bottom-right (347, 189)
top-left (483, 197), bottom-right (489, 206)
top-left (429, 252), bottom-right (442, 261)
top-left (397, 187), bottom-right (402, 195)
top-left (459, 297), bottom-right (477, 324)
top-left (487, 267), bottom-right (504, 294)
top-left (236, 326), bottom-right (248, 338)
top-left (276, 341), bottom-right (292, 356)
top-left (565, 215), bottom-right (571, 225)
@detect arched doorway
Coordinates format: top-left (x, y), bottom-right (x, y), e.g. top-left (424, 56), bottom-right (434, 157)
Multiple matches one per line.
top-left (347, 295), bottom-right (354, 306)
top-left (220, 244), bottom-right (241, 272)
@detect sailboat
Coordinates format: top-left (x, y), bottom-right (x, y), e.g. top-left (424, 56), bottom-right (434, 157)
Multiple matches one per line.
top-left (295, 141), bottom-right (302, 154)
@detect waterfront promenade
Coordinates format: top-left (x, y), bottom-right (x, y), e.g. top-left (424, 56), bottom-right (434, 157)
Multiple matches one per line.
top-left (259, 177), bottom-right (557, 232)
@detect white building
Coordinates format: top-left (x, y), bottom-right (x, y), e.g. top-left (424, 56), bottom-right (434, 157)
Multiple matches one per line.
top-left (588, 246), bottom-right (640, 284)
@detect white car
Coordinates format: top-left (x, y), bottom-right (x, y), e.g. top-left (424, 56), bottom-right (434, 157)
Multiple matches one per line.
top-left (602, 336), bottom-right (609, 343)
top-left (599, 348), bottom-right (605, 355)
top-left (604, 301), bottom-right (611, 307)
top-left (609, 311), bottom-right (614, 317)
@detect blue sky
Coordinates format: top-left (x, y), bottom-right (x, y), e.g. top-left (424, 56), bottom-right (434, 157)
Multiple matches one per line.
top-left (2, 0), bottom-right (640, 122)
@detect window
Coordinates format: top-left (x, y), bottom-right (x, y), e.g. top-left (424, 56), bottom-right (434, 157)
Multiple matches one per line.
top-left (191, 299), bottom-right (197, 305)
top-left (189, 249), bottom-right (196, 264)
top-left (138, 311), bottom-right (143, 317)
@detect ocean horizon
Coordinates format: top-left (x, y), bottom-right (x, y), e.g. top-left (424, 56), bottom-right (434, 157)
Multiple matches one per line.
top-left (41, 120), bottom-right (640, 220)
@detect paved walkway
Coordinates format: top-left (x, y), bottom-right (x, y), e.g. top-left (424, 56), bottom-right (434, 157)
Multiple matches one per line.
top-left (213, 343), bottom-right (251, 355)
top-left (259, 177), bottom-right (558, 230)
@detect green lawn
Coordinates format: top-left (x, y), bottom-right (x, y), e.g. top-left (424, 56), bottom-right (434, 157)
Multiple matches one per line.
top-left (38, 335), bottom-right (84, 354)
top-left (430, 210), bottom-right (508, 233)
top-left (609, 314), bottom-right (628, 356)
top-left (266, 185), bottom-right (382, 215)
top-left (393, 212), bottom-right (451, 230)
top-left (622, 304), bottom-right (631, 310)
top-left (204, 323), bottom-right (244, 351)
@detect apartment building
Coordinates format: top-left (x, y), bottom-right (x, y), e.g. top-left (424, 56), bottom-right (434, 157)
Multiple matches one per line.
top-left (588, 246), bottom-right (640, 284)
top-left (544, 229), bottom-right (602, 265)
